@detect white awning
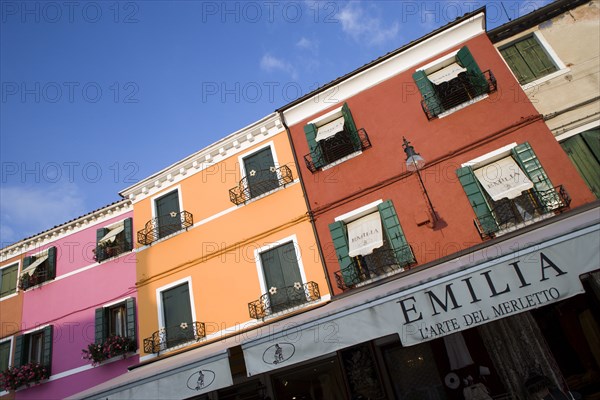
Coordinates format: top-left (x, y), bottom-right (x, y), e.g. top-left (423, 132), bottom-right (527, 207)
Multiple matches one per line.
top-left (21, 254), bottom-right (48, 277)
top-left (347, 212), bottom-right (384, 257)
top-left (474, 156), bottom-right (534, 201)
top-left (99, 224), bottom-right (125, 244)
top-left (427, 62), bottom-right (467, 84)
top-left (315, 117), bottom-right (345, 142)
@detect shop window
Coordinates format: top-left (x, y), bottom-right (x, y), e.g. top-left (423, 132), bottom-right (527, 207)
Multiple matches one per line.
top-left (303, 102), bottom-right (371, 172)
top-left (329, 200), bottom-right (415, 290)
top-left (95, 298), bottom-right (137, 346)
top-left (14, 326), bottom-right (52, 371)
top-left (0, 263), bottom-right (18, 298)
top-left (499, 33), bottom-right (560, 85)
top-left (94, 218), bottom-right (133, 262)
top-left (456, 142), bottom-right (570, 238)
top-left (413, 46), bottom-right (496, 120)
top-left (18, 247), bottom-right (57, 290)
top-left (560, 128), bottom-right (600, 198)
top-left (272, 358), bottom-right (347, 400)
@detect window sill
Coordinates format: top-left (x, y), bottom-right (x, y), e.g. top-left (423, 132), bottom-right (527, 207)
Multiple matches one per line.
top-left (260, 296), bottom-right (326, 323)
top-left (0, 292), bottom-right (18, 302)
top-left (352, 266), bottom-right (406, 289)
top-left (321, 151), bottom-right (362, 171)
top-left (521, 67), bottom-right (571, 91)
top-left (492, 212), bottom-right (555, 238)
top-left (437, 93), bottom-right (489, 119)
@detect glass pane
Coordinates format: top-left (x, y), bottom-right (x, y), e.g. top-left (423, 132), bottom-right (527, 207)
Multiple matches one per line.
top-left (29, 332), bottom-right (44, 364)
top-left (109, 305), bottom-right (126, 337)
top-left (272, 358), bottom-right (347, 400)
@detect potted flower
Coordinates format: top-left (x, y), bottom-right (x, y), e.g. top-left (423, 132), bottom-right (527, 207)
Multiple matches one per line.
top-left (0, 362), bottom-right (49, 391)
top-left (82, 336), bottom-right (135, 366)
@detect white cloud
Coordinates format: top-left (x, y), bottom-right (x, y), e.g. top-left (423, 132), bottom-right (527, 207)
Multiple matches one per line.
top-left (0, 183), bottom-right (87, 245)
top-left (296, 37), bottom-right (319, 53)
top-left (338, 3), bottom-right (399, 46)
top-left (260, 53), bottom-right (298, 79)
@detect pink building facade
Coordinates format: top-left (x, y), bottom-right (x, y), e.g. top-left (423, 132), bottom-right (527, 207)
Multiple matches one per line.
top-left (0, 200), bottom-right (139, 400)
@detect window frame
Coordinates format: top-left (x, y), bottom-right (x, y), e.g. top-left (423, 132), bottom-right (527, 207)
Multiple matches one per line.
top-left (95, 297), bottom-right (137, 349)
top-left (95, 218), bottom-right (133, 263)
top-left (15, 325), bottom-right (52, 371)
top-left (155, 277), bottom-right (197, 333)
top-left (20, 247), bottom-right (57, 289)
top-left (498, 31), bottom-right (568, 90)
top-left (236, 141), bottom-right (284, 200)
top-left (150, 186), bottom-right (185, 241)
top-left (0, 262), bottom-right (20, 300)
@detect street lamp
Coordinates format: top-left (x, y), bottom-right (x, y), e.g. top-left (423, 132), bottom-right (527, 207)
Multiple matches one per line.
top-left (403, 137), bottom-right (438, 225)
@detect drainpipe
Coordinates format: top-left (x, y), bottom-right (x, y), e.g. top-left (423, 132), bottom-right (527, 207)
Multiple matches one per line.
top-left (276, 109), bottom-right (335, 297)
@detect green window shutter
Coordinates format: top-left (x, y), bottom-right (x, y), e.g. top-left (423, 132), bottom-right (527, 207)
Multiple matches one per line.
top-left (96, 227), bottom-right (109, 262)
top-left (13, 335), bottom-right (24, 368)
top-left (341, 102), bottom-right (361, 151)
top-left (125, 298), bottom-right (137, 345)
top-left (123, 218), bottom-right (133, 251)
top-left (514, 36), bottom-right (557, 80)
top-left (1, 264), bottom-right (18, 297)
top-left (511, 142), bottom-right (554, 196)
top-left (561, 135), bottom-right (600, 198)
top-left (47, 246), bottom-right (57, 279)
top-left (413, 70), bottom-right (443, 117)
top-left (581, 129), bottom-right (600, 161)
top-left (23, 256), bottom-right (33, 269)
top-left (42, 326), bottom-right (52, 372)
top-left (95, 307), bottom-right (107, 344)
top-left (500, 45), bottom-right (535, 84)
top-left (377, 200), bottom-right (415, 266)
top-left (0, 341), bottom-right (11, 372)
top-left (304, 123), bottom-right (324, 169)
top-left (456, 166), bottom-right (499, 235)
top-left (456, 46), bottom-right (488, 90)
top-left (328, 221), bottom-right (357, 286)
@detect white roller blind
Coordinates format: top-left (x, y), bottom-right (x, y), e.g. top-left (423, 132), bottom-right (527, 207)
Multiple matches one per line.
top-left (99, 224), bottom-right (125, 244)
top-left (347, 212), bottom-right (384, 257)
top-left (474, 156), bottom-right (533, 201)
top-left (315, 117), bottom-right (345, 142)
top-left (427, 62), bottom-right (466, 84)
top-left (21, 254), bottom-right (48, 277)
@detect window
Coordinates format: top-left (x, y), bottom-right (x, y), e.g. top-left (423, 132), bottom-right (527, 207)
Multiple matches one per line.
top-left (155, 190), bottom-right (182, 239)
top-left (560, 128), bottom-right (600, 198)
top-left (413, 46), bottom-right (496, 119)
top-left (259, 242), bottom-right (307, 313)
top-left (304, 102), bottom-right (371, 172)
top-left (95, 298), bottom-right (136, 346)
top-left (500, 34), bottom-right (559, 85)
top-left (457, 142), bottom-right (569, 238)
top-left (19, 247), bottom-right (57, 290)
top-left (0, 263), bottom-right (18, 298)
top-left (161, 282), bottom-right (194, 348)
top-left (14, 326), bottom-right (52, 371)
top-left (0, 339), bottom-right (11, 373)
top-left (329, 200), bottom-right (415, 290)
top-left (95, 218), bottom-right (133, 262)
top-left (242, 146), bottom-right (279, 198)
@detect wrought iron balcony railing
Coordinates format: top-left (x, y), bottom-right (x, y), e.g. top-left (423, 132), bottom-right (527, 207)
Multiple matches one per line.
top-left (248, 281), bottom-right (320, 320)
top-left (143, 321), bottom-right (206, 354)
top-left (94, 239), bottom-right (130, 262)
top-left (229, 165), bottom-right (294, 206)
top-left (137, 210), bottom-right (193, 246)
top-left (474, 185), bottom-right (571, 239)
top-left (304, 128), bottom-right (371, 173)
top-left (334, 246), bottom-right (415, 291)
top-left (421, 70), bottom-right (497, 120)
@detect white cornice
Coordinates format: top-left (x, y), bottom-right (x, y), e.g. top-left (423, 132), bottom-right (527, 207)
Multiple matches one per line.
top-left (0, 200), bottom-right (132, 262)
top-left (282, 13), bottom-right (486, 126)
top-left (119, 113), bottom-right (283, 203)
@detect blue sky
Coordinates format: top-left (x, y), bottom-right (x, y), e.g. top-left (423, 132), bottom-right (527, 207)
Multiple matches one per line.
top-left (0, 0), bottom-right (550, 246)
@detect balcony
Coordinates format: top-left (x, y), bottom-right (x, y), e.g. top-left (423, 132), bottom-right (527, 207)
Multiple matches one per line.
top-left (334, 246), bottom-right (415, 291)
top-left (143, 321), bottom-right (206, 354)
top-left (94, 239), bottom-right (129, 263)
top-left (229, 165), bottom-right (294, 206)
top-left (421, 70), bottom-right (497, 120)
top-left (474, 185), bottom-right (571, 239)
top-left (304, 128), bottom-right (371, 173)
top-left (248, 281), bottom-right (321, 320)
top-left (137, 210), bottom-right (193, 246)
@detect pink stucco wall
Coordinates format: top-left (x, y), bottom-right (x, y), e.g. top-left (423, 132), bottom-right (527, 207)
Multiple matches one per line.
top-left (17, 212), bottom-right (138, 399)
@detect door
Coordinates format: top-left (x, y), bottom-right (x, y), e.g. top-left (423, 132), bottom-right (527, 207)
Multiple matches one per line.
top-left (162, 282), bottom-right (194, 348)
top-left (260, 242), bottom-right (305, 314)
top-left (243, 147), bottom-right (278, 199)
top-left (155, 191), bottom-right (181, 239)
